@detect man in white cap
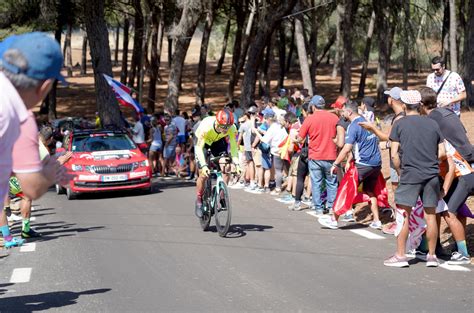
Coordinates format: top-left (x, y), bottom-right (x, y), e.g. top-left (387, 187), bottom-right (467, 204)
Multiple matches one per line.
top-left (384, 90), bottom-right (446, 268)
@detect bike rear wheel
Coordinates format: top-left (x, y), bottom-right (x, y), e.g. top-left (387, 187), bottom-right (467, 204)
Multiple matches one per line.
top-left (214, 182), bottom-right (231, 237)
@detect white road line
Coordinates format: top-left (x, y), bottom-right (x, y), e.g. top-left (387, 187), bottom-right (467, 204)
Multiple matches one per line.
top-left (349, 229), bottom-right (386, 240)
top-left (439, 263), bottom-right (471, 272)
top-left (20, 242), bottom-right (36, 252)
top-left (10, 268), bottom-right (32, 283)
top-left (306, 211), bottom-right (319, 218)
top-left (30, 217), bottom-right (36, 221)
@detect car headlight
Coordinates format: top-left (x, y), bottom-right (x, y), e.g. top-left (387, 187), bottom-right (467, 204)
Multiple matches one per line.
top-left (140, 160), bottom-right (149, 167)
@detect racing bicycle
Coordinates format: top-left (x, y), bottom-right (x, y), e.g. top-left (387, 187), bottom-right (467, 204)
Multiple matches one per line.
top-left (198, 152), bottom-right (232, 237)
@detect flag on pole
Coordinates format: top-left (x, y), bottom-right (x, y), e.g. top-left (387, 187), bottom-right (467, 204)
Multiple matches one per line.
top-left (102, 74), bottom-right (144, 114)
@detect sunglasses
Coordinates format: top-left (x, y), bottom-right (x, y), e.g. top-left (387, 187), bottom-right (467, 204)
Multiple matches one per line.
top-left (432, 67), bottom-right (443, 72)
top-left (216, 124), bottom-right (231, 131)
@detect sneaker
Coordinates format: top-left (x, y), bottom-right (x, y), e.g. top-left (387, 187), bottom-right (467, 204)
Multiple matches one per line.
top-left (4, 237), bottom-right (25, 249)
top-left (382, 221), bottom-right (397, 235)
top-left (276, 194), bottom-right (294, 203)
top-left (406, 249), bottom-right (427, 258)
top-left (244, 185), bottom-right (256, 193)
top-left (288, 201), bottom-right (303, 211)
top-left (369, 220), bottom-right (382, 230)
top-left (264, 187), bottom-right (271, 194)
top-left (447, 252), bottom-right (471, 265)
top-left (341, 212), bottom-right (355, 222)
top-left (21, 228), bottom-right (42, 239)
top-left (318, 215), bottom-right (338, 229)
top-left (7, 213), bottom-right (22, 222)
top-left (301, 197), bottom-right (312, 206)
top-left (314, 209), bottom-right (325, 216)
top-left (384, 254), bottom-right (409, 268)
top-left (195, 199), bottom-right (203, 218)
top-left (229, 181), bottom-right (245, 189)
top-left (426, 254), bottom-right (440, 267)
top-left (251, 187), bottom-right (264, 194)
top-left (270, 189), bottom-right (281, 196)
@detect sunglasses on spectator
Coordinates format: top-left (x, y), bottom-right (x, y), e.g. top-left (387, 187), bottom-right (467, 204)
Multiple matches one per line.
top-left (432, 67), bottom-right (443, 72)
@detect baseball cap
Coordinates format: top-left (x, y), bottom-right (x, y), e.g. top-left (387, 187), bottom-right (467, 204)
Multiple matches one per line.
top-left (400, 90), bottom-right (421, 105)
top-left (262, 107), bottom-right (275, 118)
top-left (247, 106), bottom-right (258, 114)
top-left (309, 95), bottom-right (325, 108)
top-left (384, 87), bottom-right (402, 100)
top-left (331, 96), bottom-right (348, 109)
top-left (0, 32), bottom-right (66, 84)
top-left (278, 88), bottom-right (287, 96)
top-left (362, 96), bottom-right (375, 108)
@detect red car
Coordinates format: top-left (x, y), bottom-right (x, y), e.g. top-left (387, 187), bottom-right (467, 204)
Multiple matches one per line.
top-left (57, 129), bottom-right (152, 200)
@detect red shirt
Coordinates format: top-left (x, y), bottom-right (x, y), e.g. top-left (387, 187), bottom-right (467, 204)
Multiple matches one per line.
top-left (298, 110), bottom-right (338, 160)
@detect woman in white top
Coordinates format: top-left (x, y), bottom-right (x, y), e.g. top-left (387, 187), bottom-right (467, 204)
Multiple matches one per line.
top-left (148, 117), bottom-right (163, 175)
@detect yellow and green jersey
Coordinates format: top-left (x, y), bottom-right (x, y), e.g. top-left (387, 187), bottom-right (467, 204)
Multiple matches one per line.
top-left (194, 116), bottom-right (239, 166)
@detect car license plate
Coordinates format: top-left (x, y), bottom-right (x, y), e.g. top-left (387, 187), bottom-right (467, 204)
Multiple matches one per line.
top-left (102, 175), bottom-right (128, 182)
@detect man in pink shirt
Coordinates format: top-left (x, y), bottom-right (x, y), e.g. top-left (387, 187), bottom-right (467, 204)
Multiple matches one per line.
top-left (0, 32), bottom-right (69, 249)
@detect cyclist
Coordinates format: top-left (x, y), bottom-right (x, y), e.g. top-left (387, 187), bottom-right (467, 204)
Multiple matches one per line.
top-left (194, 109), bottom-right (241, 217)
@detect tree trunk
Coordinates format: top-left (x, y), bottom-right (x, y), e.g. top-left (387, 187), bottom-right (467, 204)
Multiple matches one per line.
top-left (120, 18), bottom-right (130, 84)
top-left (309, 0), bottom-right (319, 92)
top-left (196, 7), bottom-right (215, 105)
top-left (227, 2), bottom-right (245, 101)
top-left (316, 32), bottom-right (335, 68)
top-left (128, 0), bottom-right (144, 89)
top-left (83, 0), bottom-right (124, 127)
top-left (44, 20), bottom-right (63, 120)
top-left (258, 37), bottom-right (274, 97)
top-left (286, 20), bottom-right (295, 73)
top-left (81, 31), bottom-right (88, 75)
top-left (165, 2), bottom-right (202, 113)
top-left (138, 14), bottom-right (150, 106)
top-left (114, 24), bottom-right (120, 66)
top-left (215, 18), bottom-right (231, 74)
top-left (357, 11), bottom-right (375, 98)
top-left (241, 0), bottom-right (297, 109)
top-left (463, 0), bottom-right (474, 107)
top-left (331, 3), bottom-right (342, 80)
top-left (374, 0), bottom-right (390, 103)
top-left (278, 23), bottom-right (286, 88)
top-left (167, 36), bottom-right (173, 66)
top-left (340, 0), bottom-right (358, 98)
top-left (294, 6), bottom-right (313, 95)
top-left (236, 0), bottom-right (257, 77)
top-left (65, 23), bottom-right (73, 77)
top-left (449, 0), bottom-right (458, 72)
top-left (147, 0), bottom-right (164, 113)
top-left (442, 0), bottom-right (450, 63)
top-left (402, 2), bottom-right (410, 89)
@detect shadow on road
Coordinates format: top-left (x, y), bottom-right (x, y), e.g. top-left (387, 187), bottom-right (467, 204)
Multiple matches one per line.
top-left (217, 224), bottom-right (274, 238)
top-left (0, 288), bottom-right (111, 311)
top-left (0, 283), bottom-right (14, 296)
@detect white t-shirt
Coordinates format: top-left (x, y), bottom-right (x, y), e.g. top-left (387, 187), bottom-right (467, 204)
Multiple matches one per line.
top-left (262, 123), bottom-right (288, 156)
top-left (172, 116), bottom-right (186, 136)
top-left (426, 70), bottom-right (466, 116)
top-left (132, 121), bottom-right (145, 144)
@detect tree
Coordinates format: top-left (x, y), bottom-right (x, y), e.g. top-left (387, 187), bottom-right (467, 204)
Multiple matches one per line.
top-left (449, 0), bottom-right (458, 72)
top-left (331, 3), bottom-right (342, 80)
top-left (120, 18), bottom-right (130, 84)
top-left (215, 18), bottom-right (230, 74)
top-left (147, 0), bottom-right (164, 113)
top-left (128, 0), bottom-right (144, 88)
top-left (240, 0), bottom-right (297, 108)
top-left (464, 0), bottom-right (474, 107)
top-left (340, 0), bottom-right (359, 97)
top-left (82, 0), bottom-right (123, 127)
top-left (196, 0), bottom-right (218, 105)
top-left (227, 1), bottom-right (246, 101)
top-left (373, 0), bottom-right (390, 103)
top-left (294, 1), bottom-right (313, 95)
top-left (80, 29), bottom-right (87, 75)
top-left (165, 0), bottom-right (203, 113)
top-left (64, 22), bottom-right (73, 77)
top-left (357, 11), bottom-right (375, 97)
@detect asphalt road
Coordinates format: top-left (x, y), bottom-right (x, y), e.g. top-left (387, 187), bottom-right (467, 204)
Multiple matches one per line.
top-left (0, 178), bottom-right (472, 312)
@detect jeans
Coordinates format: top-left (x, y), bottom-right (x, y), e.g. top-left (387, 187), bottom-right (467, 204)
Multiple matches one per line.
top-left (308, 160), bottom-right (338, 210)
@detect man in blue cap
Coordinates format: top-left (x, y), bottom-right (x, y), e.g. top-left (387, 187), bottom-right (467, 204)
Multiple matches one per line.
top-left (0, 32), bottom-right (69, 249)
top-left (297, 95), bottom-right (339, 214)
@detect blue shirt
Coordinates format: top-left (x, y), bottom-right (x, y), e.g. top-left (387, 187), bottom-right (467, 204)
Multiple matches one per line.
top-left (345, 116), bottom-right (381, 167)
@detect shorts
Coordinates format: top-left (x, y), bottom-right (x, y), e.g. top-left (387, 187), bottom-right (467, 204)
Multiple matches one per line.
top-left (163, 145), bottom-right (176, 160)
top-left (289, 155), bottom-right (299, 177)
top-left (390, 167), bottom-right (399, 184)
top-left (253, 149), bottom-right (262, 167)
top-left (150, 142), bottom-right (162, 152)
top-left (395, 176), bottom-right (440, 208)
top-left (197, 138), bottom-right (228, 168)
top-left (177, 135), bottom-right (187, 144)
top-left (245, 151), bottom-right (253, 162)
top-left (262, 152), bottom-right (273, 170)
top-left (444, 173), bottom-right (474, 213)
top-left (356, 164), bottom-right (381, 194)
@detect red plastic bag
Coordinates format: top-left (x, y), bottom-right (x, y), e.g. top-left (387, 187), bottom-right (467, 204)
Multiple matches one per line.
top-left (333, 163), bottom-right (359, 216)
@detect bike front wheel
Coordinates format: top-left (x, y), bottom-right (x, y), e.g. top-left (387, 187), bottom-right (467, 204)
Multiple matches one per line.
top-left (214, 182), bottom-right (232, 237)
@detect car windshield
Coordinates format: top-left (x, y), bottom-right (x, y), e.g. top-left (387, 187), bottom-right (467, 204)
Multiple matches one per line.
top-left (71, 134), bottom-right (136, 152)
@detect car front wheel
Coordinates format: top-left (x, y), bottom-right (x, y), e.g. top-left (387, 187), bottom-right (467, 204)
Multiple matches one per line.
top-left (55, 184), bottom-right (65, 195)
top-left (66, 188), bottom-right (77, 200)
